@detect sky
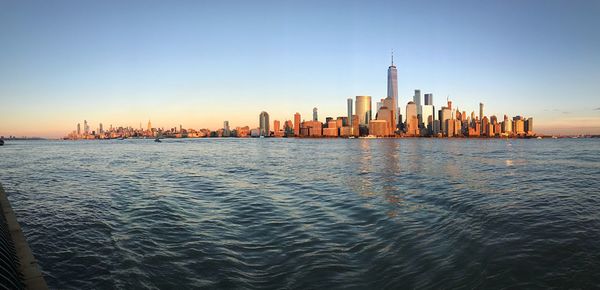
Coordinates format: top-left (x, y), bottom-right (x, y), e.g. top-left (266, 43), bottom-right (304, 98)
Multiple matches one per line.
top-left (1, 0), bottom-right (599, 138)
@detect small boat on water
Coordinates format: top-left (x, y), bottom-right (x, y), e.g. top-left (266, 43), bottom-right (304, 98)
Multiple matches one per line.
top-left (0, 139), bottom-right (4, 146)
top-left (154, 138), bottom-right (162, 143)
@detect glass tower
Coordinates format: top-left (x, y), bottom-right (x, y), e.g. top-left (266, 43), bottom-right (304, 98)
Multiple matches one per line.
top-left (387, 52), bottom-right (398, 124)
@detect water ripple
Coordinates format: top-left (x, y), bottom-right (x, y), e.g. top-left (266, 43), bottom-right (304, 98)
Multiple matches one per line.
top-left (0, 138), bottom-right (599, 289)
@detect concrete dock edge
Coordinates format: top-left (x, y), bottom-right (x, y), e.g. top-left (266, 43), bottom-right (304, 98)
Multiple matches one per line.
top-left (0, 183), bottom-right (48, 290)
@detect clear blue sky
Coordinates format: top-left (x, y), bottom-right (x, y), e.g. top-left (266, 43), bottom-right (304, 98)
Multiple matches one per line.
top-left (1, 0), bottom-right (599, 137)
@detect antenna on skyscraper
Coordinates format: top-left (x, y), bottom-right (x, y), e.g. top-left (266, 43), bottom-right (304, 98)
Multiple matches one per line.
top-left (391, 49), bottom-right (394, 66)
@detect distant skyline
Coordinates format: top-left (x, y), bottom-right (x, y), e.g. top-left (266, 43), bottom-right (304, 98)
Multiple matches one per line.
top-left (1, 0), bottom-right (600, 138)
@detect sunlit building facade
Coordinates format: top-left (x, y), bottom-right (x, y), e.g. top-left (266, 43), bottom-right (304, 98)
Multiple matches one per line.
top-left (259, 111), bottom-right (270, 137)
top-left (355, 96), bottom-right (372, 126)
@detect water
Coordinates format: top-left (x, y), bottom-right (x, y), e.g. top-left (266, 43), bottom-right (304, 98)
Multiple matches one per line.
top-left (1, 138), bottom-right (599, 289)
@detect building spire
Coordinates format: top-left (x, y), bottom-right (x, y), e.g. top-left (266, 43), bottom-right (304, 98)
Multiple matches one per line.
top-left (391, 49), bottom-right (394, 66)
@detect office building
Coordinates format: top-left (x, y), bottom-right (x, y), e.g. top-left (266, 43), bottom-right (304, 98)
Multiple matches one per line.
top-left (355, 96), bottom-right (372, 126)
top-left (313, 107), bottom-right (318, 121)
top-left (440, 106), bottom-right (452, 136)
top-left (259, 111), bottom-right (270, 137)
top-left (347, 98), bottom-right (353, 126)
top-left (369, 120), bottom-right (389, 137)
top-left (294, 112), bottom-right (301, 136)
top-left (479, 103), bottom-right (484, 123)
top-left (413, 89), bottom-right (422, 117)
top-left (387, 52), bottom-right (398, 123)
top-left (424, 93), bottom-right (433, 106)
top-left (422, 105), bottom-right (434, 133)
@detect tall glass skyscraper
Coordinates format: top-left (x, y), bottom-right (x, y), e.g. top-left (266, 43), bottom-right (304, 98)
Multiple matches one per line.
top-left (387, 53), bottom-right (398, 125)
top-left (355, 96), bottom-right (372, 125)
top-left (347, 98), bottom-right (353, 126)
top-left (413, 89), bottom-right (422, 120)
top-left (424, 93), bottom-right (433, 106)
top-left (259, 111), bottom-right (270, 137)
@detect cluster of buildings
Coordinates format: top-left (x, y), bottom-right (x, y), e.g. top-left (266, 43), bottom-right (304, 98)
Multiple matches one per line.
top-left (250, 54), bottom-right (534, 138)
top-left (66, 54), bottom-right (535, 140)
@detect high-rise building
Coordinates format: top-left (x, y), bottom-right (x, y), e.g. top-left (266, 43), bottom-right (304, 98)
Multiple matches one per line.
top-left (259, 111), bottom-right (270, 137)
top-left (313, 107), bottom-right (318, 121)
top-left (294, 112), bottom-right (301, 136)
top-left (84, 120), bottom-right (89, 135)
top-left (147, 120), bottom-right (152, 131)
top-left (424, 93), bottom-right (433, 106)
top-left (413, 89), bottom-right (422, 116)
top-left (77, 123), bottom-right (81, 135)
top-left (387, 52), bottom-right (398, 123)
top-left (479, 103), bottom-right (484, 122)
top-left (223, 121), bottom-right (230, 131)
top-left (355, 96), bottom-right (372, 126)
top-left (99, 123), bottom-right (103, 134)
top-left (405, 101), bottom-right (419, 136)
top-left (273, 120), bottom-right (281, 137)
top-left (440, 107), bottom-right (452, 136)
top-left (380, 97), bottom-right (396, 134)
top-left (223, 121), bottom-right (230, 137)
top-left (525, 117), bottom-right (534, 134)
top-left (422, 105), bottom-right (434, 133)
top-left (405, 101), bottom-right (417, 124)
top-left (347, 98), bottom-right (353, 126)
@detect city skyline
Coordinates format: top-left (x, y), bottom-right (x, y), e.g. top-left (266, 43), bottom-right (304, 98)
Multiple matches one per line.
top-left (2, 0), bottom-right (600, 138)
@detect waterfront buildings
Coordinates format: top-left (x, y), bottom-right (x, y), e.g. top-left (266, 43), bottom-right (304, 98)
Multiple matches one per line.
top-left (413, 89), bottom-right (422, 120)
top-left (369, 120), bottom-right (389, 137)
top-left (355, 96), bottom-right (372, 126)
top-left (422, 105), bottom-right (434, 134)
top-left (440, 106), bottom-right (452, 136)
top-left (259, 111), bottom-right (270, 137)
top-left (64, 55), bottom-right (535, 140)
top-left (387, 53), bottom-right (398, 125)
top-left (347, 98), bottom-right (353, 127)
top-left (405, 101), bottom-right (419, 136)
top-left (294, 112), bottom-right (301, 136)
top-left (424, 93), bottom-right (433, 106)
top-left (479, 103), bottom-right (484, 125)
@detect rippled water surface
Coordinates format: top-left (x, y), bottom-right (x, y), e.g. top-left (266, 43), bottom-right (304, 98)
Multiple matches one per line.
top-left (1, 138), bottom-right (600, 289)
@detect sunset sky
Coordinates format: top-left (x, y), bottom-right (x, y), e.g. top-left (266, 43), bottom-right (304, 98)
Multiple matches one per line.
top-left (1, 0), bottom-right (599, 138)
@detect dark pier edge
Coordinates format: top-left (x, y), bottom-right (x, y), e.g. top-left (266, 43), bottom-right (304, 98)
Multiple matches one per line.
top-left (0, 183), bottom-right (48, 290)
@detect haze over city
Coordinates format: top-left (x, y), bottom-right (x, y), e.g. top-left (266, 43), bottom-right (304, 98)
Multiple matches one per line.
top-left (1, 0), bottom-right (600, 138)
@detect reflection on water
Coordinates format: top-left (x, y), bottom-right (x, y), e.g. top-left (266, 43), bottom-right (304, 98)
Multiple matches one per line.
top-left (1, 138), bottom-right (600, 289)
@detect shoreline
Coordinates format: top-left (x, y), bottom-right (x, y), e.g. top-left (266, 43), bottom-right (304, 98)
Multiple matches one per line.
top-left (0, 183), bottom-right (48, 290)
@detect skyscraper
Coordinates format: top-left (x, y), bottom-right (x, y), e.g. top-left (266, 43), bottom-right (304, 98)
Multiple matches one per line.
top-left (147, 120), bottom-right (152, 131)
top-left (440, 107), bottom-right (452, 136)
top-left (313, 107), bottom-right (318, 121)
top-left (413, 89), bottom-right (422, 115)
top-left (77, 123), bottom-right (81, 135)
top-left (347, 98), bottom-right (353, 126)
top-left (479, 103), bottom-right (484, 122)
top-left (422, 104), bottom-right (434, 133)
top-left (387, 52), bottom-right (398, 123)
top-left (259, 111), bottom-right (270, 137)
top-left (273, 120), bottom-right (280, 136)
top-left (355, 96), bottom-right (372, 126)
top-left (294, 112), bottom-right (301, 136)
top-left (424, 93), bottom-right (433, 106)
top-left (405, 101), bottom-right (418, 136)
top-left (99, 123), bottom-right (103, 134)
top-left (84, 120), bottom-right (89, 135)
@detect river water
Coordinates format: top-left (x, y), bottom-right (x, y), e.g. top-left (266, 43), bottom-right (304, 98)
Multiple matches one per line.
top-left (1, 138), bottom-right (599, 289)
